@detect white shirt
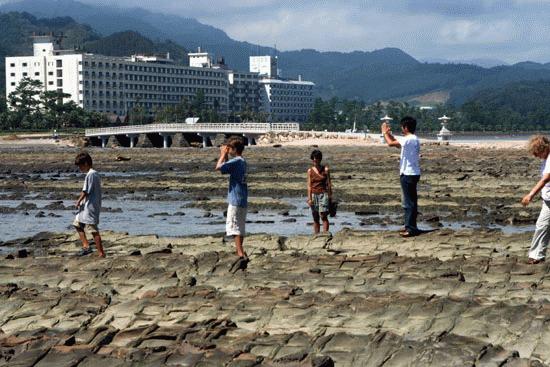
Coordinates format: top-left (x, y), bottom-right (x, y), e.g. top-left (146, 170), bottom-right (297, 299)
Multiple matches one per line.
top-left (541, 156), bottom-right (550, 201)
top-left (398, 134), bottom-right (421, 176)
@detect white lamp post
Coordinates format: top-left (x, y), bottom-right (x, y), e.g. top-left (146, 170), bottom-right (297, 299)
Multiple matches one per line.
top-left (437, 115), bottom-right (452, 141)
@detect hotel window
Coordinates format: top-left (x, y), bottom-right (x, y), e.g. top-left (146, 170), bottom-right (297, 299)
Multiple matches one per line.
top-left (48, 71), bottom-right (54, 76)
top-left (34, 72), bottom-right (39, 76)
top-left (57, 80), bottom-right (63, 87)
top-left (57, 70), bottom-right (63, 77)
top-left (10, 82), bottom-right (15, 86)
top-left (22, 63), bottom-right (27, 67)
top-left (22, 72), bottom-right (28, 77)
top-left (10, 73), bottom-right (15, 77)
top-left (48, 81), bottom-right (54, 85)
top-left (10, 63), bottom-right (15, 67)
top-left (56, 60), bottom-right (62, 68)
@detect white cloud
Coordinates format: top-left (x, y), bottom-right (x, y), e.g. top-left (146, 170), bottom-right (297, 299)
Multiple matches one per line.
top-left (439, 20), bottom-right (517, 44)
top-left (61, 0), bottom-right (550, 62)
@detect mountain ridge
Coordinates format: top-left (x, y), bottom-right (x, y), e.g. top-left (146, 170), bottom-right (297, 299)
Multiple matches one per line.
top-left (3, 0), bottom-right (550, 104)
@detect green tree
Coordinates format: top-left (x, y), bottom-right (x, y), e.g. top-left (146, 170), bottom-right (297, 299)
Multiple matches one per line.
top-left (41, 90), bottom-right (72, 129)
top-left (7, 77), bottom-right (43, 129)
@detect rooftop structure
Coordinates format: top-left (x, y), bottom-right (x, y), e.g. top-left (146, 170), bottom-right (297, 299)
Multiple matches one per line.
top-left (250, 56), bottom-right (278, 78)
top-left (188, 48), bottom-right (213, 68)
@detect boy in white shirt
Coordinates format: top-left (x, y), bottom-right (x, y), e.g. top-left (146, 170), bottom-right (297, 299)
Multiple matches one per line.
top-left (381, 116), bottom-right (421, 237)
top-left (521, 135), bottom-right (550, 264)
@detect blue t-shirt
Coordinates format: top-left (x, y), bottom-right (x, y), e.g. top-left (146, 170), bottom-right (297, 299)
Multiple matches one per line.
top-left (220, 156), bottom-right (248, 208)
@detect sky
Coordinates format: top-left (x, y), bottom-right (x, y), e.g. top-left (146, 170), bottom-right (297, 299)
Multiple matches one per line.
top-left (5, 0), bottom-right (550, 64)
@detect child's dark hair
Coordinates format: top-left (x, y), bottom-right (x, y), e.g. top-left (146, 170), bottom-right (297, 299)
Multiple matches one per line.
top-left (310, 149), bottom-right (323, 161)
top-left (227, 136), bottom-right (245, 154)
top-left (401, 116), bottom-right (417, 133)
top-left (75, 152), bottom-right (93, 166)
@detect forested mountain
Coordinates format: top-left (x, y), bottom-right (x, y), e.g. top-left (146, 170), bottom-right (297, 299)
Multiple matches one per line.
top-left (83, 31), bottom-right (188, 64)
top-left (458, 80), bottom-right (550, 131)
top-left (4, 0), bottom-right (550, 105)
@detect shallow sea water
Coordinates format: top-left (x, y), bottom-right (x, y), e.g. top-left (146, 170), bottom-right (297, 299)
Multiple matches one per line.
top-left (0, 195), bottom-right (535, 244)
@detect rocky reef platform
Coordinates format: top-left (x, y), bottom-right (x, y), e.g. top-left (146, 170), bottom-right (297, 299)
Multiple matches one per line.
top-left (0, 228), bottom-right (548, 366)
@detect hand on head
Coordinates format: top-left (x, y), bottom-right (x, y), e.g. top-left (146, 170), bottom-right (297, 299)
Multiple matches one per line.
top-left (220, 144), bottom-right (231, 155)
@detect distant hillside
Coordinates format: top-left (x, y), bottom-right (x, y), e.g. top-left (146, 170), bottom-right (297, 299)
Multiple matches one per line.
top-left (458, 80), bottom-right (550, 130)
top-left (4, 0), bottom-right (550, 104)
top-left (83, 31), bottom-right (188, 64)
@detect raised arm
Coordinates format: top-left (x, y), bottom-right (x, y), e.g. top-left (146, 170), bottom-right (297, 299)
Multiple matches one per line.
top-left (215, 145), bottom-right (230, 171)
top-left (381, 122), bottom-right (401, 148)
top-left (522, 173), bottom-right (550, 206)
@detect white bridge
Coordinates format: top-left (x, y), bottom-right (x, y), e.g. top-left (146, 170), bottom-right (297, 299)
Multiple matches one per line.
top-left (85, 122), bottom-right (300, 148)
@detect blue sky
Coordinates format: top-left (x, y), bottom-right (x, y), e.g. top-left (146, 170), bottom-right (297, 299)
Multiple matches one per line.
top-left (6, 0), bottom-right (550, 63)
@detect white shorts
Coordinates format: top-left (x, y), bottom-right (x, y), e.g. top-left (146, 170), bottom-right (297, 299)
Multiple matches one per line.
top-left (226, 205), bottom-right (247, 236)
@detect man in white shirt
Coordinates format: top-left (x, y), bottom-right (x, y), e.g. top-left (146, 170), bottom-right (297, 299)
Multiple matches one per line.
top-left (521, 135), bottom-right (550, 264)
top-left (381, 116), bottom-right (421, 237)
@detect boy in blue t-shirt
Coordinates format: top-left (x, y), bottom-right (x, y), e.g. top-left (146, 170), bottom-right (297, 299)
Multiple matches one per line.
top-left (215, 136), bottom-right (248, 259)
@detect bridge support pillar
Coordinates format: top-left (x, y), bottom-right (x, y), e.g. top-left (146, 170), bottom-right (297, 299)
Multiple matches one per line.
top-left (126, 134), bottom-right (139, 148)
top-left (159, 133), bottom-right (173, 149)
top-left (198, 133), bottom-right (215, 148)
top-left (100, 136), bottom-right (109, 148)
top-left (243, 134), bottom-right (259, 146)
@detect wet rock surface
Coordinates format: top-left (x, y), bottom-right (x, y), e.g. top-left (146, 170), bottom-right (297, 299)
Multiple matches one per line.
top-left (0, 228), bottom-right (548, 366)
top-left (0, 145), bottom-right (541, 227)
top-left (0, 144), bottom-right (548, 365)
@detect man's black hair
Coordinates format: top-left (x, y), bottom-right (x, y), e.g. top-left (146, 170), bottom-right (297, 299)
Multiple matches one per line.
top-left (75, 152), bottom-right (93, 166)
top-left (401, 116), bottom-right (417, 133)
top-left (227, 136), bottom-right (245, 154)
top-left (310, 149), bottom-right (323, 161)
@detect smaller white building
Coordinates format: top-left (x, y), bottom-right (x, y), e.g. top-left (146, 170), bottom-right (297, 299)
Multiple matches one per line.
top-left (6, 35), bottom-right (83, 106)
top-left (250, 56), bottom-right (278, 78)
top-left (188, 48), bottom-right (213, 68)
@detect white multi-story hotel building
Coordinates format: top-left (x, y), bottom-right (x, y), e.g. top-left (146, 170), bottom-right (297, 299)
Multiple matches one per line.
top-left (228, 71), bottom-right (261, 116)
top-left (258, 78), bottom-right (315, 122)
top-left (6, 36), bottom-right (315, 122)
top-left (6, 36), bottom-right (229, 116)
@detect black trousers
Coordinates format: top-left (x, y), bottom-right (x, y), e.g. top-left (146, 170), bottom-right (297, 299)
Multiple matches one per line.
top-left (400, 174), bottom-right (420, 234)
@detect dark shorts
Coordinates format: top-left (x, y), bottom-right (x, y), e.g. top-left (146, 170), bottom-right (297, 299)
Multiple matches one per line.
top-left (311, 192), bottom-right (329, 213)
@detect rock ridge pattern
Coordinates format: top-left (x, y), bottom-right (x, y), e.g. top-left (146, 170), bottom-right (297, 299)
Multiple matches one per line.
top-left (0, 228), bottom-right (549, 366)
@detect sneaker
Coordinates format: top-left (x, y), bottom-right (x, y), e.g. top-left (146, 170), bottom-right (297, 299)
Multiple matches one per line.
top-left (76, 247), bottom-right (93, 257)
top-left (229, 256), bottom-right (249, 273)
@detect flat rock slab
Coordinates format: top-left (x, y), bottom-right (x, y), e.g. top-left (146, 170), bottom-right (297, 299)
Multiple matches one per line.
top-left (0, 229), bottom-right (547, 366)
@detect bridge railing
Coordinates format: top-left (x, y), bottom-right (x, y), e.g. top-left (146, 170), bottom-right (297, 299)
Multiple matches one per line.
top-left (85, 122), bottom-right (300, 137)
